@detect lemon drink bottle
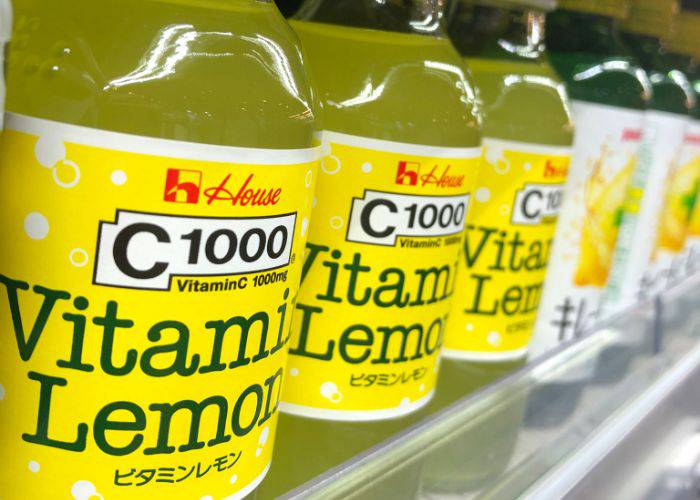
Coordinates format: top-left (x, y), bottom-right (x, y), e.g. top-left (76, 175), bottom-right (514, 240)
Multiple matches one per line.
top-left (418, 0), bottom-right (571, 494)
top-left (532, 0), bottom-right (651, 356)
top-left (443, 0), bottom-right (573, 363)
top-left (603, 0), bottom-right (695, 314)
top-left (259, 0), bottom-right (483, 495)
top-left (0, 1), bottom-right (319, 498)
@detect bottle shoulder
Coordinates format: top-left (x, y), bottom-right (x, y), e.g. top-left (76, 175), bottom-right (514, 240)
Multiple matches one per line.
top-left (292, 20), bottom-right (482, 148)
top-left (548, 52), bottom-right (651, 110)
top-left (464, 57), bottom-right (574, 146)
top-left (7, 0), bottom-right (318, 149)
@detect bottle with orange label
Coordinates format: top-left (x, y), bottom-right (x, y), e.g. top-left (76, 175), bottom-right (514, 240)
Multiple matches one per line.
top-left (603, 0), bottom-right (695, 314)
top-left (531, 0), bottom-right (652, 357)
top-left (0, 1), bottom-right (318, 498)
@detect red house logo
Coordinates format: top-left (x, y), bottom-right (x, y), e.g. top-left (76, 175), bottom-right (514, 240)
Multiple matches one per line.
top-left (164, 169), bottom-right (202, 204)
top-left (395, 161), bottom-right (421, 186)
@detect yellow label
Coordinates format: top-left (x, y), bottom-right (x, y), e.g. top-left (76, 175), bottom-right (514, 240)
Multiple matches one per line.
top-left (0, 114), bottom-right (318, 499)
top-left (281, 131), bottom-right (480, 420)
top-left (445, 139), bottom-right (571, 360)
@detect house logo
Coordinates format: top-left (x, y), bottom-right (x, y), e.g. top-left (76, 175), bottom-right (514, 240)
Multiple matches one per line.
top-left (164, 168), bottom-right (202, 204)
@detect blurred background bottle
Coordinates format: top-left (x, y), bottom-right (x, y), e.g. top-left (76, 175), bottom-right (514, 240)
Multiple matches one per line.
top-left (533, 0), bottom-right (650, 355)
top-left (528, 0), bottom-right (652, 415)
top-left (443, 0), bottom-right (573, 363)
top-left (666, 3), bottom-right (700, 278)
top-left (420, 0), bottom-right (571, 495)
top-left (604, 0), bottom-right (695, 315)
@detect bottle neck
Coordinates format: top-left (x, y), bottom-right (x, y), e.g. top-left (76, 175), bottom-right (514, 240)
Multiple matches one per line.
top-left (447, 2), bottom-right (546, 60)
top-left (620, 31), bottom-right (664, 71)
top-left (294, 0), bottom-right (446, 35)
top-left (546, 10), bottom-right (628, 56)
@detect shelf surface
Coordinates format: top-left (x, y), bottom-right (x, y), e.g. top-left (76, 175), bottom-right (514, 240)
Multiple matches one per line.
top-left (256, 273), bottom-right (700, 499)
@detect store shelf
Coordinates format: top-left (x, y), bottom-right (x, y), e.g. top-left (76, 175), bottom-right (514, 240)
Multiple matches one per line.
top-left (260, 273), bottom-right (700, 499)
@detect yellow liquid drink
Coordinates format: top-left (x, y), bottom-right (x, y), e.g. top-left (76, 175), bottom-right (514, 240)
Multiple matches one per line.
top-left (281, 1), bottom-right (482, 422)
top-left (259, 0), bottom-right (481, 496)
top-left (0, 1), bottom-right (318, 498)
top-left (443, 0), bottom-right (573, 362)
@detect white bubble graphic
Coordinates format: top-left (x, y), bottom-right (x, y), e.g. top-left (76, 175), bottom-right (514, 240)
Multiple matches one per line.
top-left (321, 155), bottom-right (341, 175)
top-left (256, 426), bottom-right (270, 457)
top-left (524, 162), bottom-right (532, 172)
top-left (475, 188), bottom-right (491, 203)
top-left (35, 136), bottom-right (66, 168)
top-left (289, 367), bottom-right (299, 377)
top-left (329, 216), bottom-right (344, 230)
top-left (259, 426), bottom-right (270, 447)
top-left (201, 496), bottom-right (214, 500)
top-left (301, 218), bottom-right (309, 237)
top-left (305, 169), bottom-right (314, 188)
top-left (53, 159), bottom-right (81, 188)
top-left (400, 397), bottom-right (411, 408)
top-left (419, 384), bottom-right (425, 392)
top-left (485, 147), bottom-right (503, 165)
top-left (361, 162), bottom-right (373, 173)
top-left (111, 169), bottom-right (127, 186)
top-left (487, 331), bottom-right (502, 347)
top-left (28, 461), bottom-right (40, 473)
top-left (320, 381), bottom-right (343, 403)
top-left (69, 248), bottom-right (89, 268)
top-left (24, 212), bottom-right (49, 240)
top-left (230, 474), bottom-right (238, 484)
top-left (485, 147), bottom-right (510, 174)
top-left (71, 480), bottom-right (103, 500)
top-left (465, 323), bottom-right (474, 331)
top-left (313, 197), bottom-right (318, 208)
top-left (0, 382), bottom-right (4, 400)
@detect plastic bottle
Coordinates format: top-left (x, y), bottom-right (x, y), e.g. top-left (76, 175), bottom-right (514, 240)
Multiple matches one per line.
top-left (603, 0), bottom-right (695, 313)
top-left (443, 0), bottom-right (573, 364)
top-left (259, 0), bottom-right (482, 495)
top-left (0, 1), bottom-right (318, 498)
top-left (532, 0), bottom-right (651, 355)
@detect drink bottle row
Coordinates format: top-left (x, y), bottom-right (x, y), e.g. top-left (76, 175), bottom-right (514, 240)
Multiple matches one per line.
top-left (0, 0), bottom-right (697, 498)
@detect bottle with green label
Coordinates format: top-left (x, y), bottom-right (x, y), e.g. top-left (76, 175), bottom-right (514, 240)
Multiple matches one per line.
top-left (603, 0), bottom-right (695, 313)
top-left (443, 0), bottom-right (573, 363)
top-left (532, 0), bottom-right (651, 358)
top-left (665, 4), bottom-right (700, 278)
top-left (258, 0), bottom-right (482, 496)
top-left (0, 1), bottom-right (318, 498)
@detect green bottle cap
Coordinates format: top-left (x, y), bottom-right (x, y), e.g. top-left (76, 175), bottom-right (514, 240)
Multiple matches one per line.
top-left (470, 0), bottom-right (557, 12)
top-left (557, 0), bottom-right (630, 19)
top-left (667, 9), bottom-right (700, 58)
top-left (621, 0), bottom-right (679, 39)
